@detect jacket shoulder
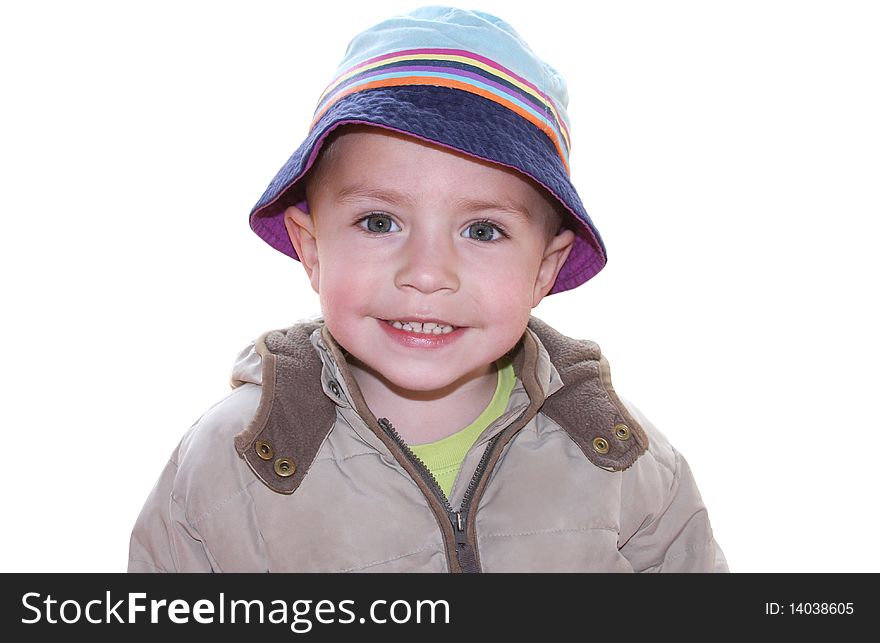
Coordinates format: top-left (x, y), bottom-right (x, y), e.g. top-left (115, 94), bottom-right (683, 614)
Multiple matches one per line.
top-left (169, 320), bottom-right (325, 514)
top-left (527, 317), bottom-right (649, 471)
top-left (171, 384), bottom-right (264, 512)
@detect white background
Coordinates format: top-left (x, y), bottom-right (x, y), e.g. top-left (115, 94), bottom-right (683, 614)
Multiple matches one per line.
top-left (1, 0), bottom-right (877, 573)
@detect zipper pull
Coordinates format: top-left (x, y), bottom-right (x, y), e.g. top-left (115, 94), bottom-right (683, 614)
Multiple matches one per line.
top-left (452, 511), bottom-right (468, 545)
top-left (451, 510), bottom-right (480, 572)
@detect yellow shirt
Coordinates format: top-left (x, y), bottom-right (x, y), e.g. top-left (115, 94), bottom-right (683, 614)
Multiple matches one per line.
top-left (409, 358), bottom-right (516, 499)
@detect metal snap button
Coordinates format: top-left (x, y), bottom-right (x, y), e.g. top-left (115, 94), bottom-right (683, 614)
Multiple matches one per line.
top-left (592, 436), bottom-right (610, 454)
top-left (274, 457), bottom-right (296, 478)
top-left (329, 380), bottom-right (341, 397)
top-left (614, 423), bottom-right (631, 441)
top-left (255, 440), bottom-right (275, 461)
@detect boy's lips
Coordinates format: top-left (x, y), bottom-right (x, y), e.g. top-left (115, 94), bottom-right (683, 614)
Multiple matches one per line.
top-left (377, 318), bottom-right (466, 348)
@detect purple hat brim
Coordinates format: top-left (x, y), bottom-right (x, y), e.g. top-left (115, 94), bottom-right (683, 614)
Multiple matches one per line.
top-left (249, 85), bottom-right (607, 294)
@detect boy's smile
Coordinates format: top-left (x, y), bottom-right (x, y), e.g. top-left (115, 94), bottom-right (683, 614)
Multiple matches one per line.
top-left (378, 318), bottom-right (465, 349)
top-left (283, 125), bottom-right (574, 414)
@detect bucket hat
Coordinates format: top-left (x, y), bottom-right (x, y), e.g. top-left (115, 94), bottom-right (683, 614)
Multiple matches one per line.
top-left (249, 5), bottom-right (607, 293)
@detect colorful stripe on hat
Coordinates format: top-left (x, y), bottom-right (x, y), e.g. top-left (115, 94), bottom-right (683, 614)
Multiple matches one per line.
top-left (311, 48), bottom-right (572, 173)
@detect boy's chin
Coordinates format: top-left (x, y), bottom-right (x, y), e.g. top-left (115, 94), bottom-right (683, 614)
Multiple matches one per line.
top-left (378, 363), bottom-right (476, 393)
top-left (351, 357), bottom-right (491, 396)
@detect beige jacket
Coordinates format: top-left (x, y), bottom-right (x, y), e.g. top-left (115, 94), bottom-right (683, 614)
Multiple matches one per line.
top-left (129, 317), bottom-right (728, 573)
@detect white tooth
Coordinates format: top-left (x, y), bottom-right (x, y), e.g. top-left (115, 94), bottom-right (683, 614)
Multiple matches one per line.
top-left (408, 322), bottom-right (423, 332)
top-left (392, 321), bottom-right (404, 330)
top-left (422, 322), bottom-right (437, 331)
top-left (432, 327), bottom-right (443, 334)
top-left (441, 325), bottom-right (453, 334)
top-left (402, 323), bottom-right (414, 332)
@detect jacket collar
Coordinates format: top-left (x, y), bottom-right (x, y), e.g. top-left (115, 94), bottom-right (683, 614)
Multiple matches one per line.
top-left (234, 316), bottom-right (647, 494)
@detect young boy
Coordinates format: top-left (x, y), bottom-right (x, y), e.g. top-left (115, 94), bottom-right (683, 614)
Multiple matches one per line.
top-left (129, 6), bottom-right (727, 573)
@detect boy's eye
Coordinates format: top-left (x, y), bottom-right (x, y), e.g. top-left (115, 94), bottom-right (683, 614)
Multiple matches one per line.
top-left (359, 213), bottom-right (400, 234)
top-left (462, 221), bottom-right (505, 242)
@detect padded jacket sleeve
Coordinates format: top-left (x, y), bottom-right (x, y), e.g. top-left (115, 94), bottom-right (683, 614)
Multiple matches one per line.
top-left (616, 398), bottom-right (728, 573)
top-left (619, 445), bottom-right (728, 572)
top-left (127, 447), bottom-right (213, 573)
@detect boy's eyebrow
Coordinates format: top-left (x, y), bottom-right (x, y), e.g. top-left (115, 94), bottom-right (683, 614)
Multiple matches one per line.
top-left (452, 197), bottom-right (532, 222)
top-left (334, 184), bottom-right (532, 221)
top-left (334, 184), bottom-right (416, 208)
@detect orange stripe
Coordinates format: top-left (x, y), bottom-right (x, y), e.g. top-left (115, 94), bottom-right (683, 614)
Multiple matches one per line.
top-left (311, 76), bottom-right (570, 174)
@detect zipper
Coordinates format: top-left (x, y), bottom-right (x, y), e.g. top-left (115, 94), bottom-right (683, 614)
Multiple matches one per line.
top-left (378, 417), bottom-right (502, 573)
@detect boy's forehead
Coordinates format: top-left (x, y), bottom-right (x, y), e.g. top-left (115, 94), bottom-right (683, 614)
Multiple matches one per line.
top-left (323, 125), bottom-right (490, 170)
top-left (316, 126), bottom-right (555, 212)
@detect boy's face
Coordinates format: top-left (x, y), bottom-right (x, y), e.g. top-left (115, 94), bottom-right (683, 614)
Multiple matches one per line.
top-left (284, 127), bottom-right (574, 393)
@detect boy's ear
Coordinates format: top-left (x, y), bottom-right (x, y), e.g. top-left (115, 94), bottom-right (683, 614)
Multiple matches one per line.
top-left (532, 228), bottom-right (576, 307)
top-left (283, 204), bottom-right (320, 293)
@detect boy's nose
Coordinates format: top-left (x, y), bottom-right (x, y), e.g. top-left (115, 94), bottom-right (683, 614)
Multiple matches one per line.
top-left (394, 232), bottom-right (460, 295)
